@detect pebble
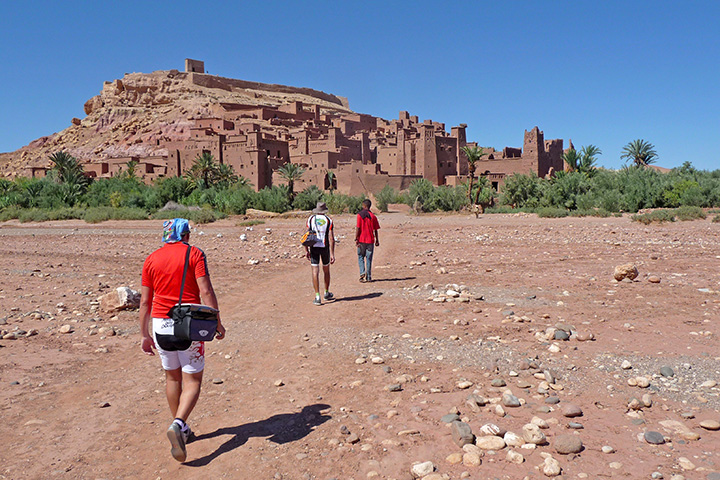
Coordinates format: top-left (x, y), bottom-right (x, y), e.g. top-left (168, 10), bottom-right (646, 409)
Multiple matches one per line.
top-left (502, 393), bottom-right (521, 407)
top-left (636, 376), bottom-right (651, 388)
top-left (648, 276), bottom-right (661, 283)
top-left (491, 378), bottom-right (506, 387)
top-left (660, 366), bottom-right (675, 377)
top-left (446, 453), bottom-right (463, 464)
top-left (506, 449), bottom-right (524, 464)
top-left (644, 431), bottom-right (665, 444)
top-left (274, 379), bottom-right (284, 387)
top-left (456, 380), bottom-right (473, 389)
top-left (562, 404), bottom-right (583, 417)
top-left (554, 330), bottom-right (569, 341)
top-left (621, 360), bottom-right (633, 370)
top-left (212, 378), bottom-right (223, 384)
top-left (554, 434), bottom-right (583, 454)
top-left (522, 423), bottom-right (546, 445)
top-left (699, 419), bottom-right (720, 431)
top-left (609, 462), bottom-right (623, 470)
top-left (545, 396), bottom-right (560, 404)
top-left (385, 384), bottom-right (402, 392)
top-left (371, 357), bottom-right (384, 364)
top-left (462, 452), bottom-right (482, 467)
top-left (700, 380), bottom-right (717, 388)
top-left (542, 456), bottom-right (561, 476)
top-left (411, 461), bottom-right (434, 478)
top-left (451, 421), bottom-right (474, 447)
top-left (59, 325), bottom-right (73, 334)
top-left (567, 422), bottom-right (583, 429)
top-left (479, 423), bottom-right (502, 436)
top-left (677, 457), bottom-right (696, 470)
top-left (601, 445), bottom-right (615, 454)
top-left (504, 431), bottom-right (523, 447)
top-left (441, 413), bottom-right (460, 423)
top-left (651, 472), bottom-right (663, 479)
top-left (475, 435), bottom-right (506, 450)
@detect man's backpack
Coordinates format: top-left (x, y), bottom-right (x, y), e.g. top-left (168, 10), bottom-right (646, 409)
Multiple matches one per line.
top-left (301, 215), bottom-right (318, 247)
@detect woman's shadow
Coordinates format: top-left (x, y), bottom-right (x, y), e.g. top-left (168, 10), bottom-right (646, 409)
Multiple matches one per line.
top-left (184, 403), bottom-right (331, 466)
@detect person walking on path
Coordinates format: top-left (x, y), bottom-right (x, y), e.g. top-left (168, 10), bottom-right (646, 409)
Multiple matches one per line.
top-left (139, 218), bottom-right (226, 463)
top-left (355, 199), bottom-right (380, 282)
top-left (305, 201), bottom-right (335, 305)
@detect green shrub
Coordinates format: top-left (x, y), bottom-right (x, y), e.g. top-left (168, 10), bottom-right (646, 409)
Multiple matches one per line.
top-left (323, 193), bottom-right (365, 214)
top-left (0, 206), bottom-right (22, 221)
top-left (252, 186), bottom-right (290, 213)
top-left (407, 179), bottom-right (436, 212)
top-left (214, 185), bottom-right (254, 214)
top-left (631, 210), bottom-right (676, 224)
top-left (375, 185), bottom-right (397, 213)
top-left (293, 186), bottom-right (324, 211)
top-left (675, 205), bottom-right (706, 221)
top-left (713, 214), bottom-right (720, 223)
top-left (433, 185), bottom-right (468, 211)
top-left (500, 173), bottom-right (545, 208)
top-left (536, 207), bottom-right (569, 218)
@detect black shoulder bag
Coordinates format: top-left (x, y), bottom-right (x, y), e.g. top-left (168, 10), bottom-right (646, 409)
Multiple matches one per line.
top-left (160, 245), bottom-right (219, 350)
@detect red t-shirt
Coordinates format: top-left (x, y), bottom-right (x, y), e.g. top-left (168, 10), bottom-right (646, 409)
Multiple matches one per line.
top-left (141, 242), bottom-right (208, 318)
top-left (356, 210), bottom-right (380, 244)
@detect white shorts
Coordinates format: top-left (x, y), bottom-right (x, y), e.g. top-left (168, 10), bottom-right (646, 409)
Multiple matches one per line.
top-left (152, 318), bottom-right (205, 374)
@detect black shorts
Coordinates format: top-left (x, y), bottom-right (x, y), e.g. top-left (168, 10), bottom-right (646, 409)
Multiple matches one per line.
top-left (309, 246), bottom-right (330, 266)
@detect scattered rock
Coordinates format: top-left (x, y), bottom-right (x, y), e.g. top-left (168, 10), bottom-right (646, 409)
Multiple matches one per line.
top-left (462, 452), bottom-right (482, 467)
top-left (475, 436), bottom-right (506, 450)
top-left (522, 424), bottom-right (547, 445)
top-left (502, 393), bottom-right (521, 407)
top-left (562, 404), bottom-right (583, 418)
top-left (614, 263), bottom-right (639, 281)
top-left (506, 449), bottom-right (524, 464)
top-left (699, 420), bottom-right (720, 431)
top-left (542, 455), bottom-right (561, 477)
top-left (644, 431), bottom-right (665, 445)
top-left (648, 276), bottom-right (661, 283)
top-left (411, 461), bottom-right (434, 478)
top-left (554, 434), bottom-right (583, 454)
top-left (59, 325), bottom-right (73, 334)
top-left (660, 366), bottom-right (675, 377)
top-left (451, 421), bottom-right (474, 447)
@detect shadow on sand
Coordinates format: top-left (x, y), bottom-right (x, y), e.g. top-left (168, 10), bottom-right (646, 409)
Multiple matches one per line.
top-left (332, 292), bottom-right (383, 302)
top-left (367, 276), bottom-right (416, 283)
top-left (185, 403), bottom-right (331, 467)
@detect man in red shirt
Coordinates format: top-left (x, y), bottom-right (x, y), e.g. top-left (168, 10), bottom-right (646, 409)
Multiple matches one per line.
top-left (355, 199), bottom-right (380, 282)
top-left (139, 218), bottom-right (225, 462)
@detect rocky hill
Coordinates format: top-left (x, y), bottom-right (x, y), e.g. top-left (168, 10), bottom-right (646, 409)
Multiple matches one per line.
top-left (0, 69), bottom-right (352, 176)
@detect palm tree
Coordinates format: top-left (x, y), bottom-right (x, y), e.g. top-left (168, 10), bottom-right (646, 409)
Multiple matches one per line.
top-left (578, 145), bottom-right (601, 176)
top-left (49, 151), bottom-right (88, 187)
top-left (460, 145), bottom-right (486, 203)
top-left (277, 163), bottom-right (305, 202)
top-left (621, 139), bottom-right (657, 167)
top-left (562, 148), bottom-right (581, 172)
top-left (185, 152), bottom-right (218, 188)
top-left (215, 163), bottom-right (239, 188)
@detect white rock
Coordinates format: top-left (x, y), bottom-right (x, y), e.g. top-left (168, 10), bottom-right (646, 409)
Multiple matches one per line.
top-left (621, 360), bottom-right (632, 369)
top-left (475, 436), bottom-right (506, 450)
top-left (506, 449), bottom-right (524, 464)
top-left (522, 423), bottom-right (546, 445)
top-left (677, 457), bottom-right (695, 470)
top-left (542, 456), bottom-right (561, 476)
top-left (601, 445), bottom-right (615, 454)
top-left (479, 423), bottom-right (502, 436)
top-left (531, 416), bottom-right (549, 429)
top-left (371, 357), bottom-right (384, 364)
top-left (411, 461), bottom-right (434, 478)
top-left (457, 380), bottom-right (473, 389)
top-left (503, 431), bottom-right (523, 447)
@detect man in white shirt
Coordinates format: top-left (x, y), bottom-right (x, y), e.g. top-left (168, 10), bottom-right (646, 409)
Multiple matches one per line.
top-left (304, 202), bottom-right (335, 305)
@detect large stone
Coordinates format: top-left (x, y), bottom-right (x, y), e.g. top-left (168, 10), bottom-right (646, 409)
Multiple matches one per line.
top-left (411, 461), bottom-right (434, 478)
top-left (462, 452), bottom-right (482, 467)
top-left (475, 435), bottom-right (506, 450)
top-left (542, 456), bottom-right (562, 477)
top-left (522, 423), bottom-right (547, 445)
top-left (644, 431), bottom-right (665, 444)
top-left (554, 434), bottom-right (583, 454)
top-left (614, 264), bottom-right (639, 281)
top-left (699, 419), bottom-right (720, 431)
top-left (503, 431), bottom-right (523, 447)
top-left (451, 421), bottom-right (474, 447)
top-left (100, 287), bottom-right (140, 312)
top-left (506, 449), bottom-right (524, 464)
top-left (562, 404), bottom-right (583, 418)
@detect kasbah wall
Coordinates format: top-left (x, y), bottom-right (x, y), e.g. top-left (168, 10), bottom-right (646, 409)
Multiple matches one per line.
top-left (32, 60), bottom-right (567, 196)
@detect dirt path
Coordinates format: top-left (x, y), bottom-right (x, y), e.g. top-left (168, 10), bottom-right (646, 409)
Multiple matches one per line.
top-left (1, 212), bottom-right (720, 479)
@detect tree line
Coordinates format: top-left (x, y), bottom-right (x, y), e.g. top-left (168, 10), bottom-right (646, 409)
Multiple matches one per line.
top-left (1, 140), bottom-right (719, 223)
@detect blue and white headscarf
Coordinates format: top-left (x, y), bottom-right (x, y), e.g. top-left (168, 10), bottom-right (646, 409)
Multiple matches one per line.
top-left (162, 218), bottom-right (190, 243)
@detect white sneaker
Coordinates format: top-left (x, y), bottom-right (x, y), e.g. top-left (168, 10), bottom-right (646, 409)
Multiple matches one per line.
top-left (167, 422), bottom-right (187, 462)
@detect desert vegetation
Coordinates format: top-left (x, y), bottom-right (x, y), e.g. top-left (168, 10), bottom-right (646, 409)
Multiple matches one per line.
top-left (1, 151), bottom-right (720, 224)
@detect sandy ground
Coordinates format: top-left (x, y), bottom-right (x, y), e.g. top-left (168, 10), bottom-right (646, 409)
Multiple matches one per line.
top-left (1, 210), bottom-right (719, 480)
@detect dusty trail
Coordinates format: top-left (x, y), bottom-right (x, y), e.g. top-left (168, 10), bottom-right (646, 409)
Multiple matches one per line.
top-left (1, 212), bottom-right (719, 479)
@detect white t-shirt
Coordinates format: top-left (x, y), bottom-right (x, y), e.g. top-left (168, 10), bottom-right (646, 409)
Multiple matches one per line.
top-left (306, 214), bottom-right (333, 248)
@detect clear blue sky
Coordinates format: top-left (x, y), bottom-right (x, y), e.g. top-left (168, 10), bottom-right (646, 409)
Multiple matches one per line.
top-left (1, 1), bottom-right (718, 170)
